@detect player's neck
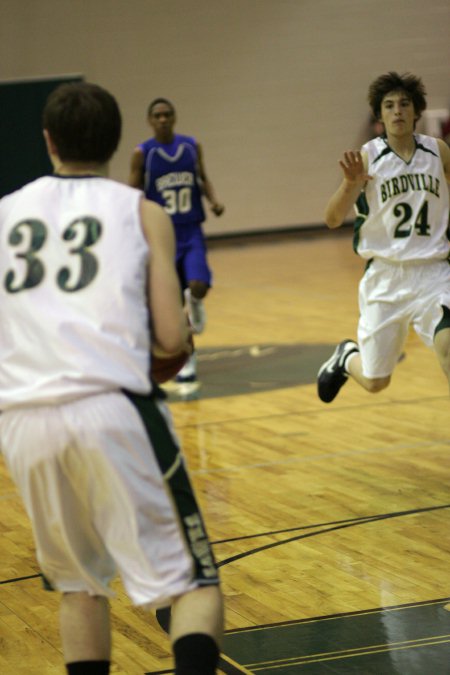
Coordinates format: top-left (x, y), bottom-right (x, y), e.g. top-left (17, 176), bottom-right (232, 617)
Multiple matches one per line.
top-left (385, 133), bottom-right (416, 161)
top-left (155, 131), bottom-right (175, 144)
top-left (53, 162), bottom-right (108, 177)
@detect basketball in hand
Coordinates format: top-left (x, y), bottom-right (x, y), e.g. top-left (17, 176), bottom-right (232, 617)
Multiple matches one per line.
top-left (150, 334), bottom-right (194, 384)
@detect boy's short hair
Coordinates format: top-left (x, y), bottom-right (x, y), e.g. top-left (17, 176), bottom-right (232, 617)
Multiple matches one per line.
top-left (43, 82), bottom-right (121, 163)
top-left (368, 72), bottom-right (427, 120)
top-left (147, 98), bottom-right (175, 117)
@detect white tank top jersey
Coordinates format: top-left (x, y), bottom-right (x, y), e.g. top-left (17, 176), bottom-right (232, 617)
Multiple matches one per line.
top-left (354, 134), bottom-right (449, 262)
top-left (0, 176), bottom-right (151, 410)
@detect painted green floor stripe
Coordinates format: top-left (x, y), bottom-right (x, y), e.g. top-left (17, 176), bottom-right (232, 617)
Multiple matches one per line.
top-left (223, 599), bottom-right (450, 674)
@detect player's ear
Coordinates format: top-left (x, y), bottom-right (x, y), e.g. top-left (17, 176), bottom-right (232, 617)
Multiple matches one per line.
top-left (43, 129), bottom-right (59, 168)
top-left (43, 129), bottom-right (57, 155)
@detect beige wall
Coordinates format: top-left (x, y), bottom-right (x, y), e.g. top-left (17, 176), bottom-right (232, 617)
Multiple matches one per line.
top-left (2, 0), bottom-right (449, 235)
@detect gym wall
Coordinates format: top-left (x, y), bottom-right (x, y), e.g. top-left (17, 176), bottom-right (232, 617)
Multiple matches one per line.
top-left (1, 0), bottom-right (449, 235)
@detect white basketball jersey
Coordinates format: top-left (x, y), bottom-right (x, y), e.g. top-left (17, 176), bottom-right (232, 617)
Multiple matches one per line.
top-left (0, 176), bottom-right (151, 409)
top-left (354, 134), bottom-right (449, 261)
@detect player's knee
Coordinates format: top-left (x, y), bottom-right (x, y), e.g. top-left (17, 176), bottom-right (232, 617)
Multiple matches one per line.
top-left (365, 376), bottom-right (390, 393)
top-left (189, 281), bottom-right (208, 299)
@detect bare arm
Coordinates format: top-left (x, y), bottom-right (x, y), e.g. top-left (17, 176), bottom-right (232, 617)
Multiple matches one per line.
top-left (324, 151), bottom-right (371, 229)
top-left (196, 142), bottom-right (225, 216)
top-left (129, 147), bottom-right (145, 189)
top-left (437, 138), bottom-right (450, 184)
top-left (140, 199), bottom-right (190, 354)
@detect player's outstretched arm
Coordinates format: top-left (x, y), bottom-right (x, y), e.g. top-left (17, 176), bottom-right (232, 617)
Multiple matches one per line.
top-left (324, 151), bottom-right (371, 229)
top-left (196, 143), bottom-right (225, 216)
top-left (140, 199), bottom-right (191, 355)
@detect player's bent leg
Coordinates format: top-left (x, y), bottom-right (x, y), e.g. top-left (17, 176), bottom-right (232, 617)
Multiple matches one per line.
top-left (60, 592), bottom-right (111, 669)
top-left (346, 355), bottom-right (391, 393)
top-left (170, 585), bottom-right (223, 644)
top-left (359, 375), bottom-right (391, 393)
top-left (170, 585), bottom-right (224, 674)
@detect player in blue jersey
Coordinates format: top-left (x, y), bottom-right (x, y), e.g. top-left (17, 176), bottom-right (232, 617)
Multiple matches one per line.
top-left (129, 98), bottom-right (225, 385)
top-left (317, 72), bottom-right (450, 404)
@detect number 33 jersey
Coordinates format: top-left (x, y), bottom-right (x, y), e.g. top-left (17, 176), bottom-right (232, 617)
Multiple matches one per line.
top-left (0, 176), bottom-right (152, 409)
top-left (140, 134), bottom-right (205, 226)
top-left (354, 134), bottom-right (449, 262)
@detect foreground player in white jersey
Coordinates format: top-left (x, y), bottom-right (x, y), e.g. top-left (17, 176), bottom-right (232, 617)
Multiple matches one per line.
top-left (0, 82), bottom-right (223, 674)
top-left (317, 72), bottom-right (450, 403)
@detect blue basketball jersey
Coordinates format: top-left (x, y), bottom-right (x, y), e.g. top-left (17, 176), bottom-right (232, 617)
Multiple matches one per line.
top-left (140, 134), bottom-right (205, 225)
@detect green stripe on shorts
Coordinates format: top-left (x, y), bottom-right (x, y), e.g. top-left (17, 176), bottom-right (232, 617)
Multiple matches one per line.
top-left (124, 390), bottom-right (219, 586)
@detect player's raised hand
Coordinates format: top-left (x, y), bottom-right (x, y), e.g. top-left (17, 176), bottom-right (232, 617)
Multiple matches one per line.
top-left (339, 151), bottom-right (371, 184)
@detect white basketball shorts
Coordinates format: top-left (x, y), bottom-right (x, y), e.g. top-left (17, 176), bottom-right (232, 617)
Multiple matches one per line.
top-left (0, 390), bottom-right (219, 608)
top-left (357, 258), bottom-right (450, 379)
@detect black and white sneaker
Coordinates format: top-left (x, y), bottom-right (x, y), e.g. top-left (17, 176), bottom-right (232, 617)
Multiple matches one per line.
top-left (175, 352), bottom-right (201, 397)
top-left (317, 340), bottom-right (359, 403)
top-left (175, 352), bottom-right (197, 383)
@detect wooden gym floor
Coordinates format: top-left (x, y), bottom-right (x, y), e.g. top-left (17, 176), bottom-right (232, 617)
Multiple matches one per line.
top-left (1, 229), bottom-right (449, 674)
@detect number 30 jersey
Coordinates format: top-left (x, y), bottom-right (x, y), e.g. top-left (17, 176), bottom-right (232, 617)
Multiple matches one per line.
top-left (0, 176), bottom-right (151, 409)
top-left (140, 134), bottom-right (206, 225)
top-left (354, 134), bottom-right (449, 262)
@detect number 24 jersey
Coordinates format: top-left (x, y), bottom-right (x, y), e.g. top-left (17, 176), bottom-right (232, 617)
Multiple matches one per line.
top-left (354, 133), bottom-right (449, 262)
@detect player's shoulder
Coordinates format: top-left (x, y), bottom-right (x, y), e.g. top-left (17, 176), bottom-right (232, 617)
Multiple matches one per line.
top-left (414, 132), bottom-right (434, 144)
top-left (414, 133), bottom-right (442, 157)
top-left (361, 136), bottom-right (389, 166)
top-left (139, 137), bottom-right (158, 153)
top-left (104, 177), bottom-right (142, 196)
top-left (434, 137), bottom-right (450, 178)
top-left (176, 133), bottom-right (197, 146)
top-left (0, 176), bottom-right (52, 209)
top-left (361, 136), bottom-right (386, 153)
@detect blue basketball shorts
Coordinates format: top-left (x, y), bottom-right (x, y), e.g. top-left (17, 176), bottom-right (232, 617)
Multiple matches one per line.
top-left (174, 222), bottom-right (212, 288)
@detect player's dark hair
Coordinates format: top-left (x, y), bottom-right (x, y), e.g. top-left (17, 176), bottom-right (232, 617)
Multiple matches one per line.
top-left (43, 82), bottom-right (121, 163)
top-left (147, 98), bottom-right (175, 117)
top-left (368, 72), bottom-right (427, 120)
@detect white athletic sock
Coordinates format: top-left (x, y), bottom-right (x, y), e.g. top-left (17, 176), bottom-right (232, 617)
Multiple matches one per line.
top-left (344, 350), bottom-right (358, 375)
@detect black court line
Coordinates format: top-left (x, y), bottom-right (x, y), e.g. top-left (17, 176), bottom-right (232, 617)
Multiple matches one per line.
top-left (210, 504), bottom-right (450, 545)
top-left (247, 638), bottom-right (450, 671)
top-left (214, 503), bottom-right (450, 567)
top-left (3, 504), bottom-right (450, 674)
top-left (0, 572), bottom-right (40, 585)
top-left (153, 504), bottom-right (450, 660)
top-left (223, 596), bottom-right (450, 633)
top-left (2, 504), bottom-right (449, 587)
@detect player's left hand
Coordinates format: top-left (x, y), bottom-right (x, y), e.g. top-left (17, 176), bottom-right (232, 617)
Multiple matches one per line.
top-left (211, 203), bottom-right (225, 216)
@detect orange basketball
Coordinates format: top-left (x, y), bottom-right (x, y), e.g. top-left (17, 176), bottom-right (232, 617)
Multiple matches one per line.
top-left (150, 334), bottom-right (194, 384)
top-left (151, 350), bottom-right (190, 384)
